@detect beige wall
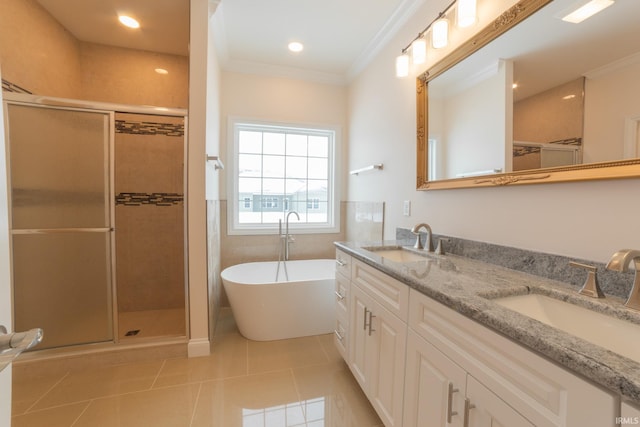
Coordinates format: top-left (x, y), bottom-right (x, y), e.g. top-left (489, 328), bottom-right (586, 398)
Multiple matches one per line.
top-left (219, 71), bottom-right (349, 271)
top-left (0, 0), bottom-right (81, 98)
top-left (584, 60), bottom-right (640, 163)
top-left (0, 0), bottom-right (188, 108)
top-left (348, 0), bottom-right (640, 263)
top-left (79, 43), bottom-right (188, 108)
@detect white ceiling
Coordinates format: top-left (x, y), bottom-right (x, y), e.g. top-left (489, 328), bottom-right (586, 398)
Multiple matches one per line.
top-left (37, 0), bottom-right (422, 84)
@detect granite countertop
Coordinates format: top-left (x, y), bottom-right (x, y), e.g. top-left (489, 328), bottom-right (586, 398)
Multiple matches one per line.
top-left (335, 240), bottom-right (640, 406)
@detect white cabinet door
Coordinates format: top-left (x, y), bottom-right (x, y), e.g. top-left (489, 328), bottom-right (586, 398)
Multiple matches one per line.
top-left (467, 376), bottom-right (534, 427)
top-left (349, 284), bottom-right (374, 390)
top-left (368, 298), bottom-right (407, 427)
top-left (349, 283), bottom-right (407, 427)
top-left (404, 330), bottom-right (467, 427)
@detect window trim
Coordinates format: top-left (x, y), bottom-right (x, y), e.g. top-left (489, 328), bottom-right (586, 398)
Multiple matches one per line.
top-left (227, 117), bottom-right (341, 235)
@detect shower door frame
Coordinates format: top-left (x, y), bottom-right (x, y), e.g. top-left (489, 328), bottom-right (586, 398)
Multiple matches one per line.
top-left (2, 92), bottom-right (189, 348)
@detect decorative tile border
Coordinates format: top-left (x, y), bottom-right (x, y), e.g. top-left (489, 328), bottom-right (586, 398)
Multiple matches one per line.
top-left (2, 79), bottom-right (32, 94)
top-left (115, 119), bottom-right (184, 137)
top-left (116, 192), bottom-right (184, 206)
top-left (397, 227), bottom-right (634, 300)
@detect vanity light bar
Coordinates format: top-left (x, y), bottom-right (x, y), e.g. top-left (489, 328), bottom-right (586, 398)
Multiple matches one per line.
top-left (561, 0), bottom-right (614, 23)
top-left (396, 0), bottom-right (476, 77)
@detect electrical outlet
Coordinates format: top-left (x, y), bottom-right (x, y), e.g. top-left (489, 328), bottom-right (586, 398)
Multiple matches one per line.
top-left (403, 200), bottom-right (411, 216)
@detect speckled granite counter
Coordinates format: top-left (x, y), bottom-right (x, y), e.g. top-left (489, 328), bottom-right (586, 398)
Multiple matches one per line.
top-left (335, 240), bottom-right (640, 406)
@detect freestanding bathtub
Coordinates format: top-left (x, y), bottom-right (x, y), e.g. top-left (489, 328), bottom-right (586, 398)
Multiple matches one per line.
top-left (221, 259), bottom-right (336, 341)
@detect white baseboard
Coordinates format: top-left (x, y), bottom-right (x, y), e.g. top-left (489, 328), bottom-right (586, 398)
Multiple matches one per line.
top-left (187, 338), bottom-right (211, 358)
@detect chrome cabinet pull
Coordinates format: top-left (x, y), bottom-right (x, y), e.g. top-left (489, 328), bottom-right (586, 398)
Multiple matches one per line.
top-left (334, 290), bottom-right (345, 300)
top-left (463, 398), bottom-right (476, 427)
top-left (447, 382), bottom-right (459, 423)
top-left (334, 330), bottom-right (344, 341)
top-left (363, 307), bottom-right (376, 335)
top-left (336, 259), bottom-right (347, 267)
top-left (363, 307), bottom-right (369, 331)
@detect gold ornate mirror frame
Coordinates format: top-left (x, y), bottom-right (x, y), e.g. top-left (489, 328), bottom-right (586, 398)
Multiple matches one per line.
top-left (416, 0), bottom-right (640, 190)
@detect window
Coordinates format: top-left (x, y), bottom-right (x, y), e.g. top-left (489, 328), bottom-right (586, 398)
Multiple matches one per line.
top-left (229, 119), bottom-right (339, 234)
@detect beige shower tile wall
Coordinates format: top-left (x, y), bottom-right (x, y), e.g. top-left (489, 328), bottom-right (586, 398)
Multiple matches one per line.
top-left (0, 0), bottom-right (82, 98)
top-left (514, 77), bottom-right (584, 143)
top-left (115, 113), bottom-right (185, 313)
top-left (207, 200), bottom-right (222, 335)
top-left (219, 200), bottom-right (346, 270)
top-left (345, 201), bottom-right (385, 242)
top-left (115, 204), bottom-right (185, 312)
top-left (115, 114), bottom-right (185, 194)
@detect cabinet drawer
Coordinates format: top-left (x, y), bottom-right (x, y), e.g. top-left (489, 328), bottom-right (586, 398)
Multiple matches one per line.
top-left (408, 289), bottom-right (617, 427)
top-left (352, 259), bottom-right (408, 320)
top-left (335, 273), bottom-right (349, 319)
top-left (335, 249), bottom-right (352, 280)
top-left (334, 316), bottom-right (348, 361)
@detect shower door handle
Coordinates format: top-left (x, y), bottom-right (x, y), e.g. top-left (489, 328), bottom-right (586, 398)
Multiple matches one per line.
top-left (0, 326), bottom-right (44, 373)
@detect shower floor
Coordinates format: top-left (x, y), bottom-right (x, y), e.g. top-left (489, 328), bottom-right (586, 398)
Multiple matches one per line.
top-left (118, 308), bottom-right (186, 340)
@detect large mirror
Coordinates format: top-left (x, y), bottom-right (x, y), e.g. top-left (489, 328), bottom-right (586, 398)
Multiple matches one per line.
top-left (416, 0), bottom-right (640, 190)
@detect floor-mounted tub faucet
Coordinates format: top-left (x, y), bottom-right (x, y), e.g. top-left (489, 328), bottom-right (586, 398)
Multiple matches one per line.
top-left (411, 223), bottom-right (433, 252)
top-left (606, 249), bottom-right (640, 310)
top-left (285, 211), bottom-right (300, 260)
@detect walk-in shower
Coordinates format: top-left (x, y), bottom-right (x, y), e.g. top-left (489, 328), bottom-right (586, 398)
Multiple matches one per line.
top-left (3, 93), bottom-right (188, 351)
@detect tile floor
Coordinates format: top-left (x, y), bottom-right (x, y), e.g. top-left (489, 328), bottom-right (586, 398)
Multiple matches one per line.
top-left (11, 308), bottom-right (383, 426)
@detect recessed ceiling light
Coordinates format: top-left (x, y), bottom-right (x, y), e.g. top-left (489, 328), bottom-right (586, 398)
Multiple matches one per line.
top-left (155, 68), bottom-right (169, 75)
top-left (288, 42), bottom-right (304, 53)
top-left (118, 15), bottom-right (140, 29)
top-left (563, 94), bottom-right (577, 100)
top-left (512, 83), bottom-right (519, 89)
top-left (561, 0), bottom-right (614, 24)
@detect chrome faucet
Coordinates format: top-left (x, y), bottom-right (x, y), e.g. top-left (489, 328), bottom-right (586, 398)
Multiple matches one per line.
top-left (411, 223), bottom-right (434, 252)
top-left (606, 249), bottom-right (640, 310)
top-left (284, 211), bottom-right (300, 260)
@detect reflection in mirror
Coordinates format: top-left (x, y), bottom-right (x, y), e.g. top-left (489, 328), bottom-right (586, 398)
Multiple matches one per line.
top-left (417, 0), bottom-right (640, 189)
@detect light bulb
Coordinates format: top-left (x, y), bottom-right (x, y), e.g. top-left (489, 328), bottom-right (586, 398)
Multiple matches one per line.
top-left (432, 18), bottom-right (449, 49)
top-left (118, 15), bottom-right (140, 29)
top-left (457, 0), bottom-right (477, 28)
top-left (396, 54), bottom-right (409, 78)
top-left (411, 37), bottom-right (427, 65)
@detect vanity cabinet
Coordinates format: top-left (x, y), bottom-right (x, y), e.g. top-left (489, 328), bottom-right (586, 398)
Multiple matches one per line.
top-left (407, 288), bottom-right (617, 427)
top-left (348, 259), bottom-right (408, 427)
top-left (404, 329), bottom-right (533, 427)
top-left (334, 251), bottom-right (618, 427)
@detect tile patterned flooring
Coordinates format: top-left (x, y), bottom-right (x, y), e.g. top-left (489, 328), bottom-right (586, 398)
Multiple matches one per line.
top-left (11, 309), bottom-right (383, 426)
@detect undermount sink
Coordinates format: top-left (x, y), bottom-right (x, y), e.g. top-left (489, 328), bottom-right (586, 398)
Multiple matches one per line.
top-left (365, 247), bottom-right (432, 263)
top-left (494, 293), bottom-right (640, 363)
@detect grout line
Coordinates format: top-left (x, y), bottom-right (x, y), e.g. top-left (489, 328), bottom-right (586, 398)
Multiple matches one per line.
top-left (69, 400), bottom-right (93, 427)
top-left (24, 371), bottom-right (70, 413)
top-left (316, 334), bottom-right (331, 362)
top-left (289, 368), bottom-right (307, 423)
top-left (150, 359), bottom-right (167, 389)
top-left (189, 382), bottom-right (203, 427)
top-left (244, 336), bottom-right (249, 376)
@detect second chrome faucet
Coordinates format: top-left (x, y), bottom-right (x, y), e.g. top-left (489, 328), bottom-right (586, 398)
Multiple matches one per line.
top-left (606, 249), bottom-right (640, 310)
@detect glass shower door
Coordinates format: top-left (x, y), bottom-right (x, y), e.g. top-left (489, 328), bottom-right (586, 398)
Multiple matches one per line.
top-left (5, 103), bottom-right (113, 350)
